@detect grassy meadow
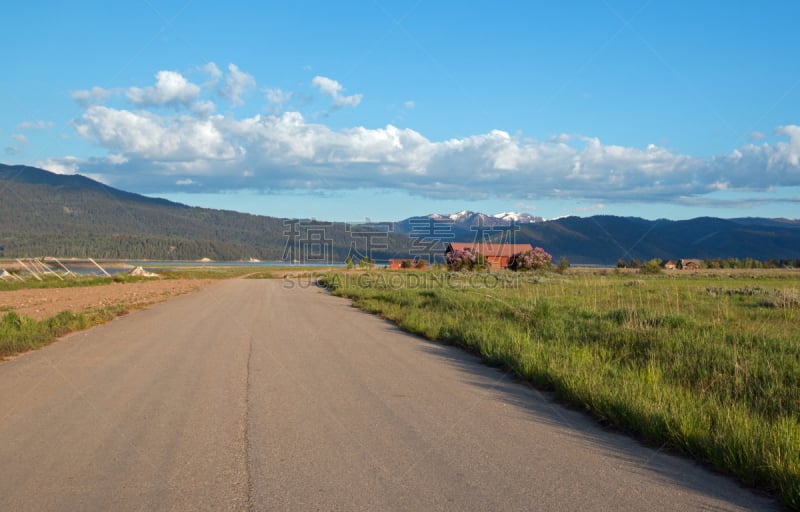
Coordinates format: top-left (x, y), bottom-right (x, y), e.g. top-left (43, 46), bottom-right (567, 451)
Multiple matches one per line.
top-left (323, 269), bottom-right (800, 508)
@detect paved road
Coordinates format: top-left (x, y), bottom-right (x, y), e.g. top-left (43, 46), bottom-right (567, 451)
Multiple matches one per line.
top-left (0, 279), bottom-right (779, 511)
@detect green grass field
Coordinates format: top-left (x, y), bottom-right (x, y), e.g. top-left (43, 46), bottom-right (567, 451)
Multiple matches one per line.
top-left (0, 307), bottom-right (129, 359)
top-left (323, 269), bottom-right (800, 509)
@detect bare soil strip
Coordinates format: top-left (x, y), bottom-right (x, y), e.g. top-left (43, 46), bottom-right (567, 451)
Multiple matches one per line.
top-left (0, 279), bottom-right (216, 320)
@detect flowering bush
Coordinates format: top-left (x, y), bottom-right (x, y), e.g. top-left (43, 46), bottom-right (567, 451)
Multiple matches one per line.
top-left (399, 259), bottom-right (428, 269)
top-left (446, 248), bottom-right (489, 271)
top-left (507, 247), bottom-right (553, 271)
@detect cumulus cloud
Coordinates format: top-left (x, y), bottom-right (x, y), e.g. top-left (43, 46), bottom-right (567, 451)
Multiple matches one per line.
top-left (61, 65), bottom-right (800, 206)
top-left (192, 100), bottom-right (216, 117)
top-left (312, 76), bottom-right (362, 107)
top-left (265, 88), bottom-right (293, 112)
top-left (35, 156), bottom-right (82, 175)
top-left (127, 70), bottom-right (201, 107)
top-left (73, 105), bottom-right (241, 161)
top-left (201, 62), bottom-right (222, 81)
top-left (221, 64), bottom-right (255, 107)
top-left (70, 105), bottom-right (800, 201)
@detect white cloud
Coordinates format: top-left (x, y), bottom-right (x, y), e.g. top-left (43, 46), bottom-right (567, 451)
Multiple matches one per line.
top-left (70, 101), bottom-right (800, 202)
top-left (61, 66), bottom-right (800, 206)
top-left (11, 134), bottom-right (29, 145)
top-left (222, 64), bottom-right (255, 107)
top-left (311, 76), bottom-right (341, 96)
top-left (201, 62), bottom-right (222, 81)
top-left (265, 88), bottom-right (293, 112)
top-left (192, 100), bottom-right (216, 116)
top-left (72, 86), bottom-right (112, 107)
top-left (5, 133), bottom-right (29, 155)
top-left (18, 120), bottom-right (54, 130)
top-left (311, 75), bottom-right (362, 107)
top-left (35, 156), bottom-right (82, 175)
top-left (774, 125), bottom-right (800, 167)
top-left (403, 100), bottom-right (415, 109)
top-left (107, 153), bottom-right (129, 165)
top-left (73, 105), bottom-right (241, 161)
top-left (127, 70), bottom-right (201, 107)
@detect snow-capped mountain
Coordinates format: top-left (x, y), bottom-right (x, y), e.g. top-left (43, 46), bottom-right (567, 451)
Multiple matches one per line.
top-left (425, 210), bottom-right (543, 225)
top-left (395, 210), bottom-right (545, 240)
top-left (492, 211), bottom-right (545, 224)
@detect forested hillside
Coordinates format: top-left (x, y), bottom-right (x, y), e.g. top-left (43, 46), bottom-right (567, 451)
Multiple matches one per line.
top-left (0, 164), bottom-right (410, 261)
top-left (513, 215), bottom-right (800, 264)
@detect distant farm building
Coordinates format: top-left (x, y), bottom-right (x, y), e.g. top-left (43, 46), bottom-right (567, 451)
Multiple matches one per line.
top-left (664, 260), bottom-right (678, 270)
top-left (679, 259), bottom-right (703, 270)
top-left (445, 242), bottom-right (534, 270)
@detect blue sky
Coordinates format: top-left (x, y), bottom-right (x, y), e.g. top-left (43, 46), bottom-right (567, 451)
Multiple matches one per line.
top-left (2, 1), bottom-right (800, 221)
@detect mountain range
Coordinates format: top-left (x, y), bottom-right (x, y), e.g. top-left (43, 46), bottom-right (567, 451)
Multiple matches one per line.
top-left (1, 163), bottom-right (798, 264)
top-left (393, 210), bottom-right (543, 241)
top-left (395, 210), bottom-right (800, 264)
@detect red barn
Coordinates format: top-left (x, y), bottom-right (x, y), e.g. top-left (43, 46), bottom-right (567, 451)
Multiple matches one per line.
top-left (445, 242), bottom-right (534, 270)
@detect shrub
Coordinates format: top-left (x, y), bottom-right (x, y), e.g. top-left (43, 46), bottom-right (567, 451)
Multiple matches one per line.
top-left (507, 247), bottom-right (553, 271)
top-left (446, 249), bottom-right (489, 271)
top-left (640, 258), bottom-right (663, 274)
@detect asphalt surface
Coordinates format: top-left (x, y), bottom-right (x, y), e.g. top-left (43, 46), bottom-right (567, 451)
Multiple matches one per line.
top-left (0, 278), bottom-right (780, 511)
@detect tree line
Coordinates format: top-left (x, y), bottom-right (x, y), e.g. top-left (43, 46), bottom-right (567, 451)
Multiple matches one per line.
top-left (616, 257), bottom-right (800, 270)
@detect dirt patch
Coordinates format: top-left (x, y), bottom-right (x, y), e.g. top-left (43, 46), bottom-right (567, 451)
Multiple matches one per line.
top-left (0, 279), bottom-right (216, 320)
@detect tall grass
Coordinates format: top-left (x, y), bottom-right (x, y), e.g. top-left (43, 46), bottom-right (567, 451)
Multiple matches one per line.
top-left (0, 307), bottom-right (128, 359)
top-left (324, 270), bottom-right (800, 509)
